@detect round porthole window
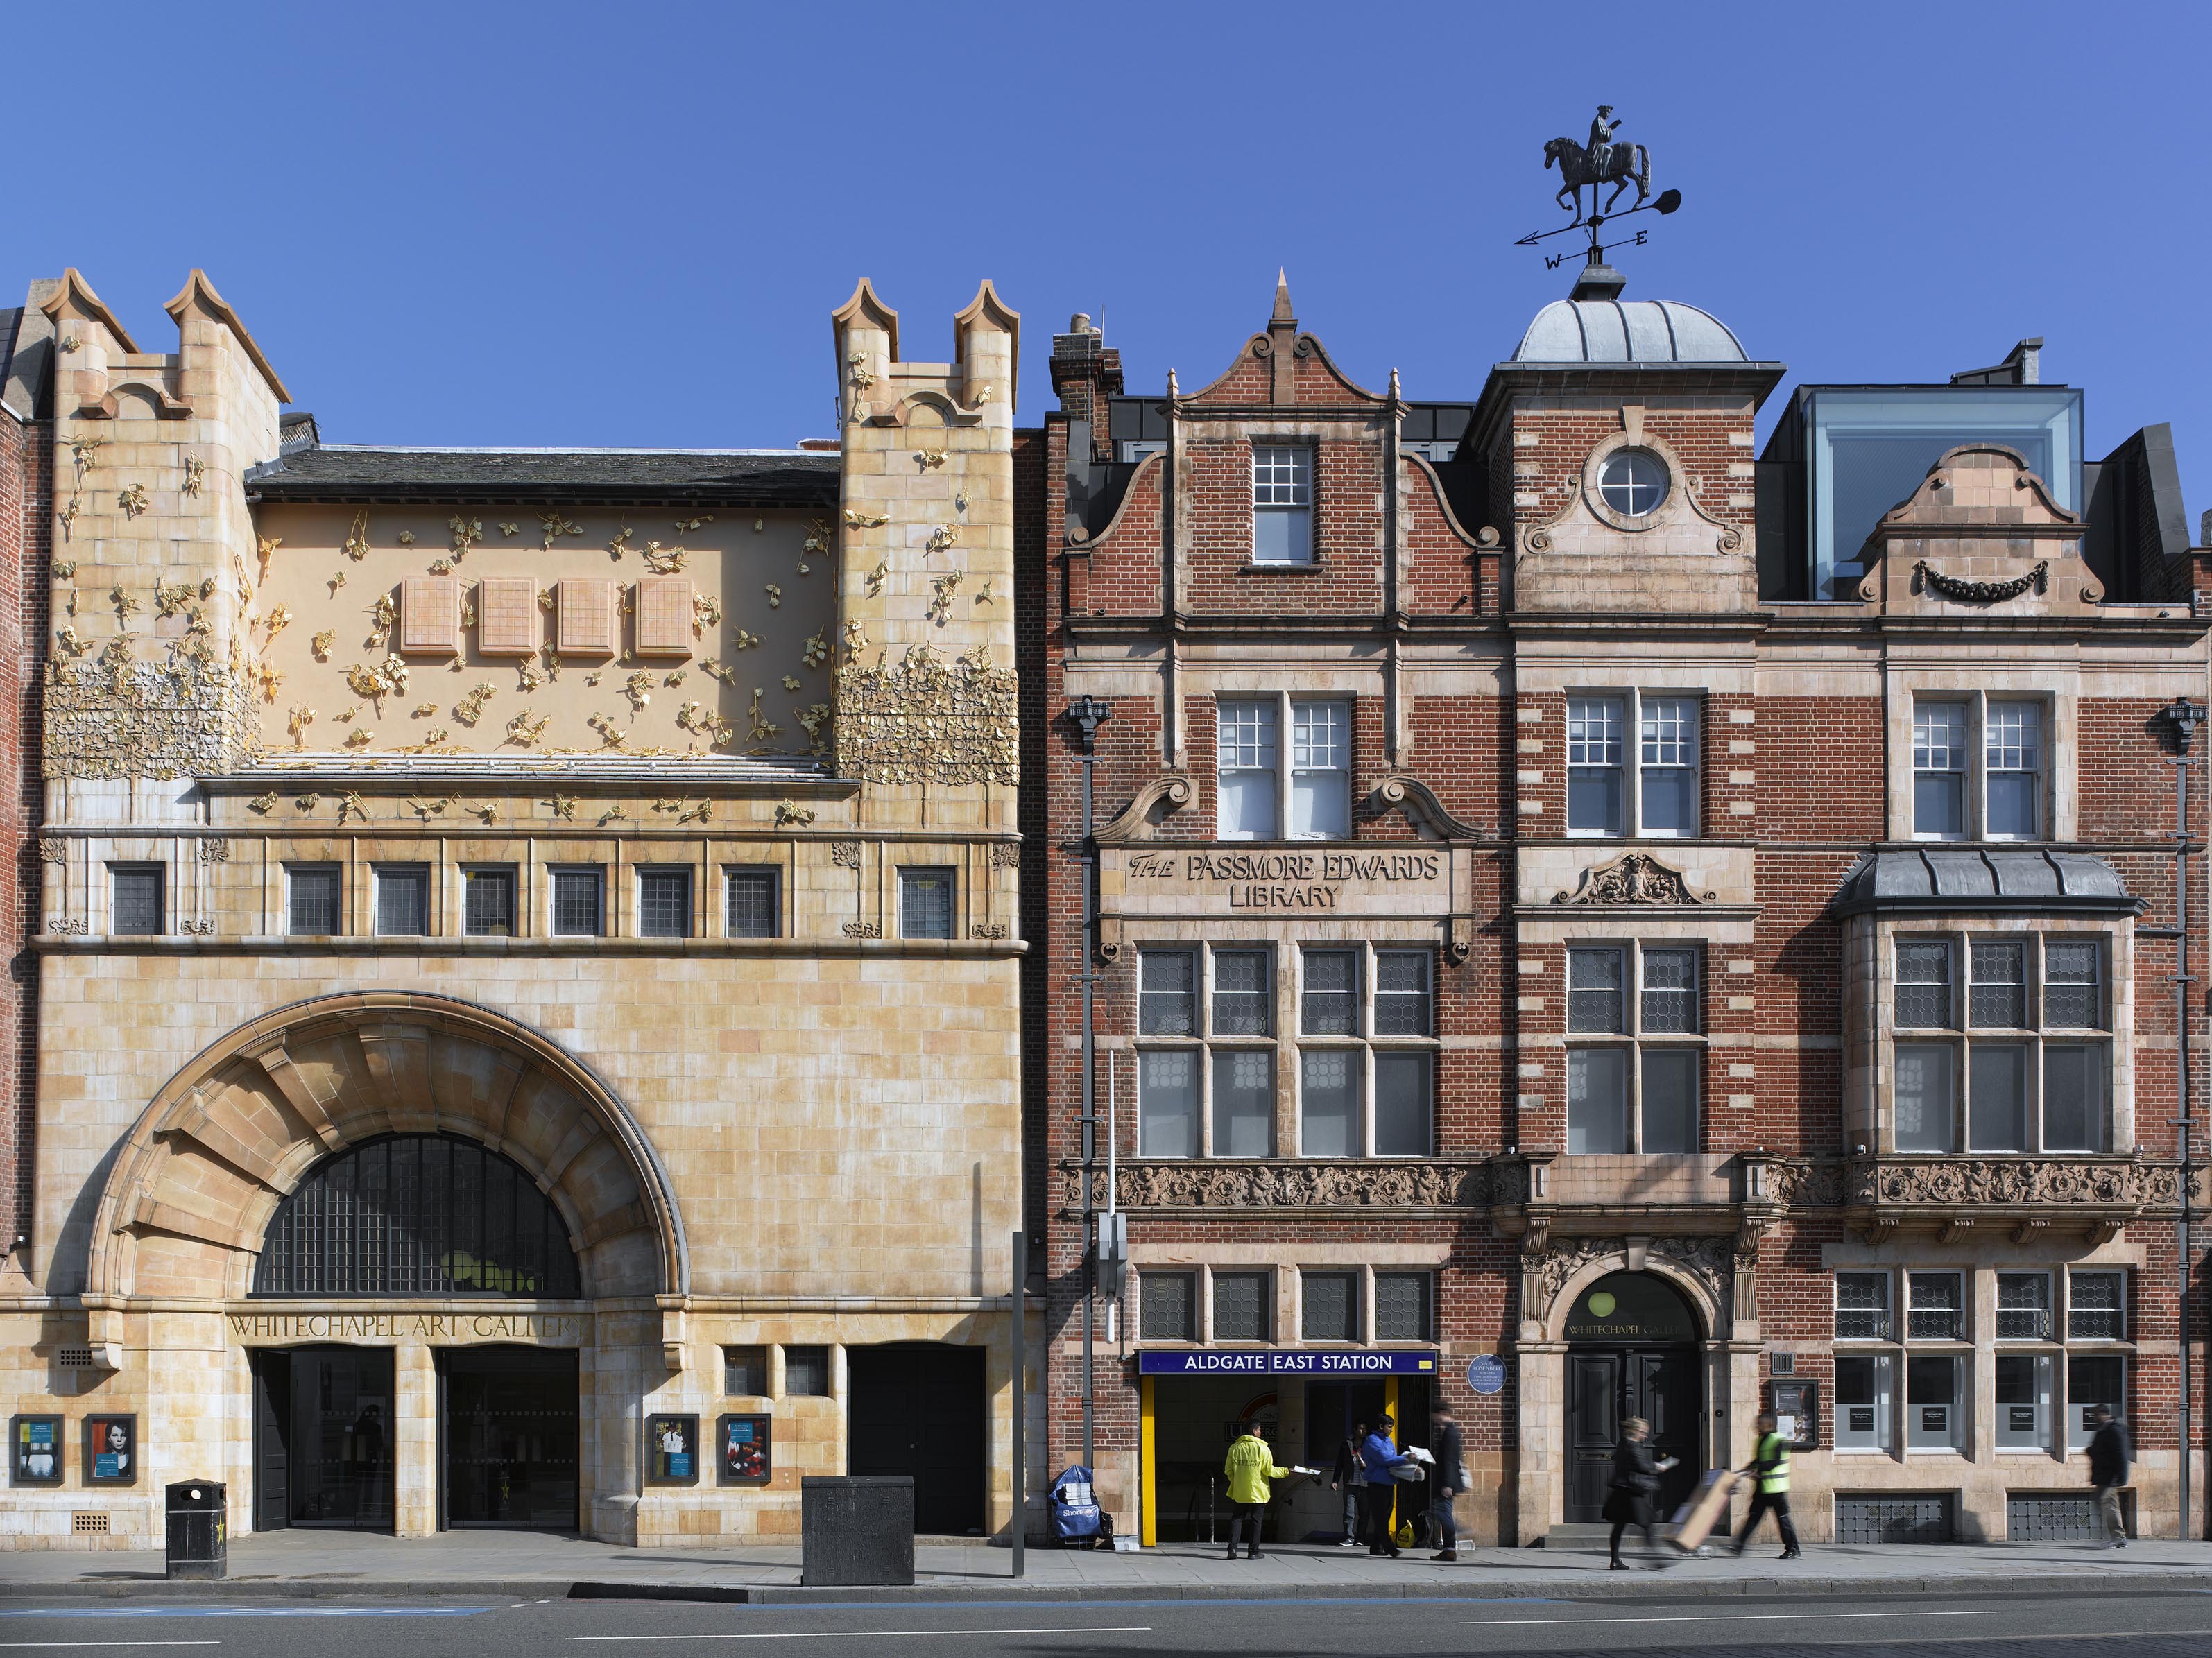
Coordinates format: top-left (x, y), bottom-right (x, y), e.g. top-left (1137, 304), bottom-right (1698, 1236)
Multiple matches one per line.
top-left (1598, 447), bottom-right (1669, 518)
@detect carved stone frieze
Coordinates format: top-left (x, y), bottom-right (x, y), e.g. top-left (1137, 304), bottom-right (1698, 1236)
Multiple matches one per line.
top-left (1769, 1159), bottom-right (1846, 1209)
top-left (1913, 559), bottom-right (2047, 605)
top-left (829, 839), bottom-right (861, 870)
top-left (989, 841), bottom-right (1022, 870)
top-left (834, 646), bottom-right (1016, 786)
top-left (1066, 1160), bottom-right (1487, 1213)
top-left (1551, 852), bottom-right (1713, 907)
top-left (1848, 1155), bottom-right (2146, 1209)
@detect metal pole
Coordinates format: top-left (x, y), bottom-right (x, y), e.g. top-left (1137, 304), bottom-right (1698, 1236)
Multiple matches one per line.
top-left (1068, 697), bottom-right (1110, 1485)
top-left (2165, 698), bottom-right (2204, 1542)
top-left (1011, 1227), bottom-right (1026, 1579)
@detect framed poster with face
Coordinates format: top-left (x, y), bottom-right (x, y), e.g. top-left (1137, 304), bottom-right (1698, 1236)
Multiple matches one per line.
top-left (1769, 1380), bottom-right (1818, 1451)
top-left (83, 1414), bottom-right (137, 1486)
top-left (718, 1413), bottom-right (772, 1485)
top-left (647, 1413), bottom-right (699, 1485)
top-left (11, 1415), bottom-right (63, 1486)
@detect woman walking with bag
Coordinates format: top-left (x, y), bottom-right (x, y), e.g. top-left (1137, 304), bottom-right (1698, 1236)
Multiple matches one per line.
top-left (1604, 1417), bottom-right (1676, 1569)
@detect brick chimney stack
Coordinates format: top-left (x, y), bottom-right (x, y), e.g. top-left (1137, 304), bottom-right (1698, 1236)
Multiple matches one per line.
top-left (1049, 313), bottom-right (1121, 465)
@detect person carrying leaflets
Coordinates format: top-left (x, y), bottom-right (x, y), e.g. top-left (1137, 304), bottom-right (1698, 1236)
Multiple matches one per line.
top-left (1357, 1413), bottom-right (1415, 1557)
top-left (1222, 1422), bottom-right (1290, 1560)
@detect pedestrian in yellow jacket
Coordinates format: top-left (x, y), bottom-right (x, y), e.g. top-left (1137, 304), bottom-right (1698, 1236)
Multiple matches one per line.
top-left (1224, 1424), bottom-right (1289, 1560)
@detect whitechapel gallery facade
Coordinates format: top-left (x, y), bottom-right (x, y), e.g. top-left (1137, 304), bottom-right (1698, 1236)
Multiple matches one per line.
top-left (0, 270), bottom-right (1029, 1547)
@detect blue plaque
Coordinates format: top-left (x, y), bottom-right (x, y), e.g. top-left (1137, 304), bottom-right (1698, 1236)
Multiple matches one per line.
top-left (1466, 1354), bottom-right (1507, 1396)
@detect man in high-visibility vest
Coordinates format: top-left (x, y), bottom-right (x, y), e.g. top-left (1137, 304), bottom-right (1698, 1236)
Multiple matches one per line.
top-left (1731, 1410), bottom-right (1801, 1559)
top-left (1223, 1422), bottom-right (1291, 1560)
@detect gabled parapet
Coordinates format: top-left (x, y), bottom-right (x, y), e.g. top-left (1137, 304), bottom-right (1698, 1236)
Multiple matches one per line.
top-left (1859, 444), bottom-right (2106, 614)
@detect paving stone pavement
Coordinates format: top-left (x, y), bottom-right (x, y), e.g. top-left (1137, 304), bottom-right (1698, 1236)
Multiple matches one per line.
top-left (2, 1528), bottom-right (2209, 1601)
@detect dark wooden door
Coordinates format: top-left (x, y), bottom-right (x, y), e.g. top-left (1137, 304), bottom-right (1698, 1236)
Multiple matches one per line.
top-left (1566, 1352), bottom-right (1619, 1521)
top-left (1625, 1349), bottom-right (1700, 1519)
top-left (848, 1343), bottom-right (985, 1535)
top-left (251, 1352), bottom-right (291, 1532)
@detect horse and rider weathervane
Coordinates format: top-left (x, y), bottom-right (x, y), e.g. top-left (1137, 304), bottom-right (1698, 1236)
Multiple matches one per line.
top-left (1518, 106), bottom-right (1683, 298)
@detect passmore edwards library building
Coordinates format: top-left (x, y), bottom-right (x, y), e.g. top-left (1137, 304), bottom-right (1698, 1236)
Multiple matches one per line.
top-left (2, 245), bottom-right (2211, 1551)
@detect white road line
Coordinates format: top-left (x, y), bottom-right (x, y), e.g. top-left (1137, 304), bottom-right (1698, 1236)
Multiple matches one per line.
top-left (1461, 1609), bottom-right (1999, 1627)
top-left (569, 1627), bottom-right (1152, 1644)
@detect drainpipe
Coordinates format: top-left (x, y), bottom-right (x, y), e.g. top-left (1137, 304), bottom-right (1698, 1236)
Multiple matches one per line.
top-left (1068, 695), bottom-right (1113, 1483)
top-left (2161, 696), bottom-right (2205, 1541)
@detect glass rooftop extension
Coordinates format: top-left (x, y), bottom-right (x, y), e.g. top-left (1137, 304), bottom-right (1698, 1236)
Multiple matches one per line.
top-left (1765, 385), bottom-right (2083, 600)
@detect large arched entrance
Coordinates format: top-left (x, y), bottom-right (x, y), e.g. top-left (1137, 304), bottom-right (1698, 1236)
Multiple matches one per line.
top-left (1563, 1272), bottom-right (1702, 1523)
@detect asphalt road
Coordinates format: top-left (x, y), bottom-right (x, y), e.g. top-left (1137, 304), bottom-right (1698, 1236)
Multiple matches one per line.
top-left (2, 1589), bottom-right (2209, 1657)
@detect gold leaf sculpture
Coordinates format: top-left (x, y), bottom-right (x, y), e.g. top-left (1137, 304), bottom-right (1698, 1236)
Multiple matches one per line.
top-left (607, 521), bottom-right (635, 561)
top-left (287, 705), bottom-right (315, 750)
top-left (673, 513), bottom-right (714, 533)
top-left (801, 519), bottom-right (832, 556)
top-left (651, 797), bottom-right (682, 815)
top-left (801, 630), bottom-right (829, 668)
top-left (517, 659), bottom-right (543, 693)
top-left (542, 794), bottom-right (576, 821)
top-left (764, 584), bottom-right (782, 608)
top-left (254, 662), bottom-right (284, 703)
top-left (52, 560), bottom-right (76, 581)
top-left (453, 683), bottom-right (498, 726)
top-left (344, 729), bottom-right (373, 750)
top-left (598, 804), bottom-right (627, 826)
top-left (914, 449), bottom-right (947, 469)
top-left (622, 671), bottom-right (653, 713)
top-left (312, 630), bottom-right (335, 661)
top-left (782, 675), bottom-right (803, 691)
top-left (117, 482), bottom-right (150, 519)
top-left (329, 571), bottom-right (347, 596)
top-left (338, 791), bottom-right (367, 823)
top-left (499, 522), bottom-right (519, 537)
top-left (344, 512), bottom-right (370, 560)
top-left (928, 569), bottom-right (963, 624)
top-left (701, 657), bottom-right (737, 685)
top-left (412, 702), bottom-right (439, 717)
top-left (110, 585), bottom-right (141, 625)
top-left (263, 603), bottom-right (293, 639)
top-left (155, 579), bottom-right (195, 619)
top-left (248, 792), bottom-right (277, 814)
top-left (974, 578), bottom-right (995, 606)
top-left (295, 793), bottom-right (322, 811)
top-left (679, 802), bottom-right (712, 825)
top-left (545, 651), bottom-right (563, 680)
top-left (56, 497), bottom-right (79, 540)
top-left (925, 525), bottom-right (959, 560)
top-left (182, 454), bottom-right (205, 497)
top-left (866, 561), bottom-right (888, 597)
top-left (844, 508), bottom-right (889, 529)
top-left (542, 512), bottom-right (584, 550)
top-left (731, 630), bottom-right (761, 651)
top-left (469, 802), bottom-right (499, 826)
top-left (588, 712), bottom-right (626, 748)
top-left (692, 594), bottom-right (721, 636)
top-left (369, 592), bottom-right (396, 646)
top-left (662, 670), bottom-right (687, 688)
top-left (448, 515), bottom-right (483, 562)
top-left (256, 533), bottom-right (282, 578)
top-left (775, 801), bottom-right (816, 827)
top-left (397, 530), bottom-right (415, 546)
top-left (409, 794), bottom-right (454, 819)
top-left (641, 540), bottom-right (686, 575)
top-left (504, 709), bottom-right (549, 746)
top-left (747, 687), bottom-right (780, 742)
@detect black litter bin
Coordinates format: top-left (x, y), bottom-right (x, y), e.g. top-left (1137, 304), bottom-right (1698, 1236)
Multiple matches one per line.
top-left (165, 1481), bottom-right (226, 1581)
top-left (800, 1475), bottom-right (914, 1586)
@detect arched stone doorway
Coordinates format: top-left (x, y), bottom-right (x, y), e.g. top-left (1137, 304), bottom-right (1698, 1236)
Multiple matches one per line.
top-left (1561, 1272), bottom-right (1702, 1523)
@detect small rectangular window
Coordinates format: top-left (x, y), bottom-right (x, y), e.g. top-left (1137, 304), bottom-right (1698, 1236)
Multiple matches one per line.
top-left (2044, 940), bottom-right (2102, 1028)
top-left (1894, 1042), bottom-right (1957, 1152)
top-left (1138, 1051), bottom-right (1199, 1158)
top-left (551, 867), bottom-right (604, 937)
top-left (1141, 1271), bottom-right (1196, 1342)
top-left (1212, 1272), bottom-right (1271, 1342)
top-left (1641, 948), bottom-right (1699, 1034)
top-left (1300, 1048), bottom-right (1359, 1158)
top-left (1641, 1049), bottom-right (1699, 1152)
top-left (288, 865), bottom-right (342, 936)
top-left (1835, 1353), bottom-right (1894, 1451)
top-left (1996, 1272), bottom-right (2050, 1340)
top-left (724, 867), bottom-right (779, 938)
top-left (1251, 445), bottom-right (1313, 564)
top-left (782, 1345), bottom-right (831, 1397)
top-left (1566, 947), bottom-right (1626, 1033)
top-left (1836, 1272), bottom-right (1892, 1341)
top-left (1373, 1051), bottom-right (1431, 1157)
top-left (1969, 941), bottom-right (2027, 1028)
top-left (1914, 701), bottom-right (1968, 838)
top-left (2042, 1044), bottom-right (2105, 1152)
top-left (1373, 951), bottom-right (1432, 1037)
top-left (1216, 699), bottom-right (1280, 839)
top-left (2068, 1271), bottom-right (2125, 1341)
top-left (1212, 1049), bottom-right (1274, 1157)
top-left (375, 864), bottom-right (429, 937)
top-left (1895, 940), bottom-right (1954, 1028)
top-left (1212, 949), bottom-right (1272, 1037)
top-left (1985, 700), bottom-right (2041, 838)
top-left (1638, 696), bottom-right (1699, 837)
top-left (1995, 1352), bottom-right (2052, 1449)
top-left (1906, 1354), bottom-right (1962, 1449)
top-left (1375, 1272), bottom-right (1432, 1342)
top-left (1566, 697), bottom-right (1625, 836)
top-left (1566, 1047), bottom-right (1629, 1153)
top-left (1302, 1271), bottom-right (1357, 1342)
top-left (1140, 949), bottom-right (1198, 1037)
top-left (1968, 1042), bottom-right (2028, 1152)
top-left (464, 868), bottom-right (516, 937)
top-left (110, 864), bottom-right (164, 935)
top-left (637, 867), bottom-right (694, 939)
top-left (1301, 949), bottom-right (1359, 1035)
top-left (1907, 1271), bottom-right (1964, 1342)
top-left (898, 867), bottom-right (954, 940)
top-left (724, 1345), bottom-right (769, 1397)
top-left (1289, 700), bottom-right (1351, 840)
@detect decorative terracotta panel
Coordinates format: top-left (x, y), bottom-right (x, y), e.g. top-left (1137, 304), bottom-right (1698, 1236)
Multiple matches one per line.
top-left (633, 576), bottom-right (693, 659)
top-left (475, 576), bottom-right (539, 657)
top-left (556, 578), bottom-right (618, 658)
top-left (398, 576), bottom-right (459, 655)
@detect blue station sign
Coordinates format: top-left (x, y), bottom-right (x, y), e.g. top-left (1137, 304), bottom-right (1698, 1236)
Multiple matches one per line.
top-left (1138, 1349), bottom-right (1438, 1377)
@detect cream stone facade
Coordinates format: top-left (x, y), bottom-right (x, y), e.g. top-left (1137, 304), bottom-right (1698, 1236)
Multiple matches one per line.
top-left (0, 270), bottom-right (1038, 1549)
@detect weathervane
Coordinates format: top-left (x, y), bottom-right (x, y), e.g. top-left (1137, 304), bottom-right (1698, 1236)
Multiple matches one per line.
top-left (1517, 106), bottom-right (1682, 293)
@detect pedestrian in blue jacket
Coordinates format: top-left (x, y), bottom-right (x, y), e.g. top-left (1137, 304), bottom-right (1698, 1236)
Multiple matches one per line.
top-left (1357, 1412), bottom-right (1414, 1557)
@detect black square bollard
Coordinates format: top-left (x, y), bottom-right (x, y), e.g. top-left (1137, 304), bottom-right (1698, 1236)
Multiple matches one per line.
top-left (164, 1481), bottom-right (226, 1581)
top-left (801, 1476), bottom-right (914, 1586)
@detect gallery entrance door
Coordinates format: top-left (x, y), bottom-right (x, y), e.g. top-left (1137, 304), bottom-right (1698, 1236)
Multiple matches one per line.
top-left (437, 1346), bottom-right (580, 1530)
top-left (1562, 1272), bottom-right (1702, 1524)
top-left (250, 1346), bottom-right (395, 1532)
top-left (848, 1342), bottom-right (984, 1535)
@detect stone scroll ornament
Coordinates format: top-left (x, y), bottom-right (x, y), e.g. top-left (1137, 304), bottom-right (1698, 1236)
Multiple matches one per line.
top-left (1552, 852), bottom-right (1713, 906)
top-left (1913, 560), bottom-right (2047, 604)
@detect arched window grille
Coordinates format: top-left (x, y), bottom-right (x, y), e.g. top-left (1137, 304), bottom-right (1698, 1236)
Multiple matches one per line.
top-left (253, 1134), bottom-right (582, 1298)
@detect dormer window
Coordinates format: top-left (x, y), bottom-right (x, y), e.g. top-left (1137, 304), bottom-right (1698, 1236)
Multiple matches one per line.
top-left (1252, 445), bottom-right (1312, 564)
top-left (1598, 447), bottom-right (1668, 517)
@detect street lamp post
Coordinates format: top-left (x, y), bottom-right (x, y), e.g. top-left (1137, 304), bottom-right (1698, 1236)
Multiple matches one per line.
top-left (2163, 696), bottom-right (2205, 1542)
top-left (1067, 696), bottom-right (1112, 1484)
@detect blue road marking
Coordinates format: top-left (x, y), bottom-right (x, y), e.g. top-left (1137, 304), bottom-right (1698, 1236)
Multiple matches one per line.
top-left (0, 1606), bottom-right (499, 1620)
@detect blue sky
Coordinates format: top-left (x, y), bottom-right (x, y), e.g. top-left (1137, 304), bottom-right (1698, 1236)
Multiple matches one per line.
top-left (12, 1), bottom-right (2209, 520)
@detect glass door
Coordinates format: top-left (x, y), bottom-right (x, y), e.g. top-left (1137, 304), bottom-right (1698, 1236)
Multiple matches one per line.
top-left (438, 1346), bottom-right (579, 1530)
top-left (284, 1347), bottom-right (395, 1530)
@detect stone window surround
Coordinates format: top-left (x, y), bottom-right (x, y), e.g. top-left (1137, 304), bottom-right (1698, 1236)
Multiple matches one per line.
top-left (1844, 913), bottom-right (2136, 1158)
top-left (718, 1342), bottom-right (850, 1405)
top-left (1129, 1245), bottom-right (1450, 1349)
top-left (43, 832), bottom-right (1004, 948)
top-left (1579, 427), bottom-right (1695, 536)
top-left (1824, 1259), bottom-right (2138, 1463)
top-left (1212, 691), bottom-right (1354, 843)
top-left (1563, 937), bottom-right (1707, 1155)
top-left (1248, 437), bottom-right (1315, 567)
top-left (1886, 673), bottom-right (2075, 844)
top-left (1564, 687), bottom-right (1704, 840)
top-left (1907, 690), bottom-right (2054, 843)
top-left (1126, 932), bottom-right (1440, 1162)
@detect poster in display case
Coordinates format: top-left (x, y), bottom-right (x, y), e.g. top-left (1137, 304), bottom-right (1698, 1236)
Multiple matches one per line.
top-left (648, 1413), bottom-right (700, 1485)
top-left (11, 1415), bottom-right (62, 1485)
top-left (719, 1413), bottom-right (772, 1485)
top-left (83, 1414), bottom-right (137, 1486)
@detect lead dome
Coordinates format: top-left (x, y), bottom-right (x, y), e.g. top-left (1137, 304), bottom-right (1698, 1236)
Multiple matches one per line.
top-left (1512, 297), bottom-right (1747, 363)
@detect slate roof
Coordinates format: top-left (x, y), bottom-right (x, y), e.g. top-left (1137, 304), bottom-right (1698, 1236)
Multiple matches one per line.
top-left (1829, 847), bottom-right (2142, 917)
top-left (244, 444), bottom-right (839, 506)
